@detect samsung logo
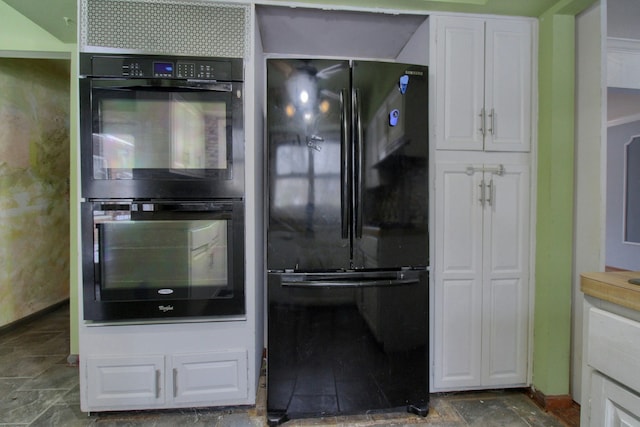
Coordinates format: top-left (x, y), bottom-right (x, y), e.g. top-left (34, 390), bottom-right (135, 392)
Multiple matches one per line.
top-left (158, 305), bottom-right (174, 313)
top-left (405, 70), bottom-right (424, 76)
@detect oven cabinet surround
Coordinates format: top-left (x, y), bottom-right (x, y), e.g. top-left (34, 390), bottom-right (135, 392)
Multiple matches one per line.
top-left (432, 154), bottom-right (530, 390)
top-left (580, 272), bottom-right (640, 427)
top-left (79, 321), bottom-right (251, 411)
top-left (433, 15), bottom-right (533, 152)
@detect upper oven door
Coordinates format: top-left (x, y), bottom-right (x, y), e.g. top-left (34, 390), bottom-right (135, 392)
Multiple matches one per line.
top-left (80, 78), bottom-right (244, 199)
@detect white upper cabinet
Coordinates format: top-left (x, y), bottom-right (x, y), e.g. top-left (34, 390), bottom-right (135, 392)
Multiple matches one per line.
top-left (434, 16), bottom-right (533, 152)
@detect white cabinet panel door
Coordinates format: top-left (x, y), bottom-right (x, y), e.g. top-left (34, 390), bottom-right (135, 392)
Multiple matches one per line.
top-left (172, 350), bottom-right (248, 404)
top-left (434, 162), bottom-right (529, 390)
top-left (434, 16), bottom-right (532, 152)
top-left (590, 372), bottom-right (640, 427)
top-left (434, 163), bottom-right (483, 388)
top-left (435, 17), bottom-right (485, 151)
top-left (484, 20), bottom-right (532, 152)
top-left (86, 355), bottom-right (165, 409)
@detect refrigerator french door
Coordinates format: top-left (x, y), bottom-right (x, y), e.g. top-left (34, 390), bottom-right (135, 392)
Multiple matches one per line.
top-left (266, 59), bottom-right (429, 424)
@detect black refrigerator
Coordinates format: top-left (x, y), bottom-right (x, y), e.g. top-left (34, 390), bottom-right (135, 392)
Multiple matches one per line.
top-left (266, 58), bottom-right (429, 425)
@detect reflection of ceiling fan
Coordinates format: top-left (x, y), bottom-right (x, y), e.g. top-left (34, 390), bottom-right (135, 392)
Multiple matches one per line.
top-left (272, 60), bottom-right (346, 105)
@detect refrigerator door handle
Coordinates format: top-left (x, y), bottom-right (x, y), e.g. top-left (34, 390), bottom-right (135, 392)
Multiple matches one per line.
top-left (354, 88), bottom-right (364, 239)
top-left (281, 278), bottom-right (419, 288)
top-left (340, 89), bottom-right (349, 239)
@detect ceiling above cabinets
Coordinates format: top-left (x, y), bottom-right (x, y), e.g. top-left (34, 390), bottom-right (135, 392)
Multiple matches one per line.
top-left (255, 5), bottom-right (428, 61)
top-left (3, 0), bottom-right (76, 43)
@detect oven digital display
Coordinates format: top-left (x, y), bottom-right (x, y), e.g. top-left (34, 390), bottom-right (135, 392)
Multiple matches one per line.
top-left (153, 62), bottom-right (174, 76)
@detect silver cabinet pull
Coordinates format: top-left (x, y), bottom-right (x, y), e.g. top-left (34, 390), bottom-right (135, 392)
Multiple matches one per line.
top-left (156, 369), bottom-right (161, 398)
top-left (486, 179), bottom-right (494, 207)
top-left (173, 368), bottom-right (178, 397)
top-left (479, 108), bottom-right (486, 136)
top-left (479, 180), bottom-right (486, 207)
top-left (488, 108), bottom-right (495, 136)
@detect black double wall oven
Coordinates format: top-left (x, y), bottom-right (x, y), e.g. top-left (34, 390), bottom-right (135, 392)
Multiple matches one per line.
top-left (80, 53), bottom-right (245, 322)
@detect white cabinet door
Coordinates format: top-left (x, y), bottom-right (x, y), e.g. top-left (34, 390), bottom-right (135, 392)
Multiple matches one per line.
top-left (86, 355), bottom-right (165, 409)
top-left (85, 350), bottom-right (248, 410)
top-left (435, 17), bottom-right (485, 151)
top-left (434, 16), bottom-right (532, 152)
top-left (484, 20), bottom-right (532, 152)
top-left (434, 161), bottom-right (529, 390)
top-left (434, 163), bottom-right (484, 388)
top-left (482, 164), bottom-right (530, 385)
top-left (590, 372), bottom-right (640, 427)
top-left (171, 350), bottom-right (248, 404)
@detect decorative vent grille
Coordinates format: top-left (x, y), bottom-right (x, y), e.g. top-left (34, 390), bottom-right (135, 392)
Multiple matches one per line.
top-left (80, 0), bottom-right (249, 58)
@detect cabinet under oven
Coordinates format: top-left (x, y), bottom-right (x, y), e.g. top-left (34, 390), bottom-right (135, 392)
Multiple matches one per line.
top-left (81, 199), bottom-right (244, 322)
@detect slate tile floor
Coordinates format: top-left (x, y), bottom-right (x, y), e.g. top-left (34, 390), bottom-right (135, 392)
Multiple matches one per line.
top-left (0, 303), bottom-right (571, 426)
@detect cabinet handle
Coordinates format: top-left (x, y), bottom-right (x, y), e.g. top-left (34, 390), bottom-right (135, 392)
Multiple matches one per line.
top-left (486, 179), bottom-right (494, 207)
top-left (479, 108), bottom-right (486, 136)
top-left (173, 368), bottom-right (178, 397)
top-left (488, 108), bottom-right (495, 136)
top-left (156, 369), bottom-right (161, 398)
top-left (479, 180), bottom-right (486, 207)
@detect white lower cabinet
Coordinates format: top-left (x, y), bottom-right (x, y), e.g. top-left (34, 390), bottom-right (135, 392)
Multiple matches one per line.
top-left (433, 160), bottom-right (530, 390)
top-left (582, 305), bottom-right (640, 426)
top-left (590, 372), bottom-right (640, 427)
top-left (171, 351), bottom-right (248, 404)
top-left (86, 350), bottom-right (247, 410)
top-left (87, 355), bottom-right (165, 408)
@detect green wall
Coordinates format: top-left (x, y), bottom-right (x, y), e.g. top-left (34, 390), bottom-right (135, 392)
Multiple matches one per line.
top-left (0, 2), bottom-right (70, 53)
top-left (534, 0), bottom-right (596, 397)
top-left (535, 12), bottom-right (576, 397)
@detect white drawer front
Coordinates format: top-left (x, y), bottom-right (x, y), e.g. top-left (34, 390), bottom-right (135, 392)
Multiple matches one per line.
top-left (588, 308), bottom-right (640, 392)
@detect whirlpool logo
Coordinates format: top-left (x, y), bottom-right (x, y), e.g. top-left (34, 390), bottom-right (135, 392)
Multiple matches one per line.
top-left (158, 305), bottom-right (174, 313)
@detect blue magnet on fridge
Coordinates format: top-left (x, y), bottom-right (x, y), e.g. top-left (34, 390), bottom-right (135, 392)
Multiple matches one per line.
top-left (399, 75), bottom-right (409, 94)
top-left (389, 109), bottom-right (400, 127)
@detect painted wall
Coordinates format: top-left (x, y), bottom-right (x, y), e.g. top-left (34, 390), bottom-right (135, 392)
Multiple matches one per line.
top-left (0, 58), bottom-right (70, 327)
top-left (0, 1), bottom-right (70, 55)
top-left (0, 1), bottom-right (76, 343)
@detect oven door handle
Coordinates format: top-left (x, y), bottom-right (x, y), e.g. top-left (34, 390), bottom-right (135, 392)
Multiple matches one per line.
top-left (150, 202), bottom-right (232, 212)
top-left (98, 82), bottom-right (233, 93)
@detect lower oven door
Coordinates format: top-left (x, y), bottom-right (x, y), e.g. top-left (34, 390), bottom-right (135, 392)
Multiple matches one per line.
top-left (81, 200), bottom-right (244, 321)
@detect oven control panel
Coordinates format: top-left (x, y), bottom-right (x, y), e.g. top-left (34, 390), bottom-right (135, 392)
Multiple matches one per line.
top-left (84, 54), bottom-right (242, 81)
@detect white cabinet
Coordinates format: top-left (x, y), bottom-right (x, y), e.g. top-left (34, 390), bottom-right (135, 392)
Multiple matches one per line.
top-left (171, 351), bottom-right (248, 404)
top-left (434, 16), bottom-right (533, 152)
top-left (590, 372), bottom-right (640, 426)
top-left (433, 160), bottom-right (530, 390)
top-left (85, 350), bottom-right (247, 410)
top-left (581, 303), bottom-right (640, 427)
top-left (87, 355), bottom-right (165, 408)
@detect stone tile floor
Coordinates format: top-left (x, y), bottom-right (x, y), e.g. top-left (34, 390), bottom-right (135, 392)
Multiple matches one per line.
top-left (0, 303), bottom-right (572, 426)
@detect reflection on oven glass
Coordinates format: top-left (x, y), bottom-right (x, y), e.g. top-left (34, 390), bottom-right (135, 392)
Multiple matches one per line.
top-left (94, 212), bottom-right (228, 296)
top-left (93, 97), bottom-right (228, 179)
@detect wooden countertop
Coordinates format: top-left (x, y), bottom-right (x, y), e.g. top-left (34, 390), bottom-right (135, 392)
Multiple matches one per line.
top-left (581, 271), bottom-right (640, 312)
